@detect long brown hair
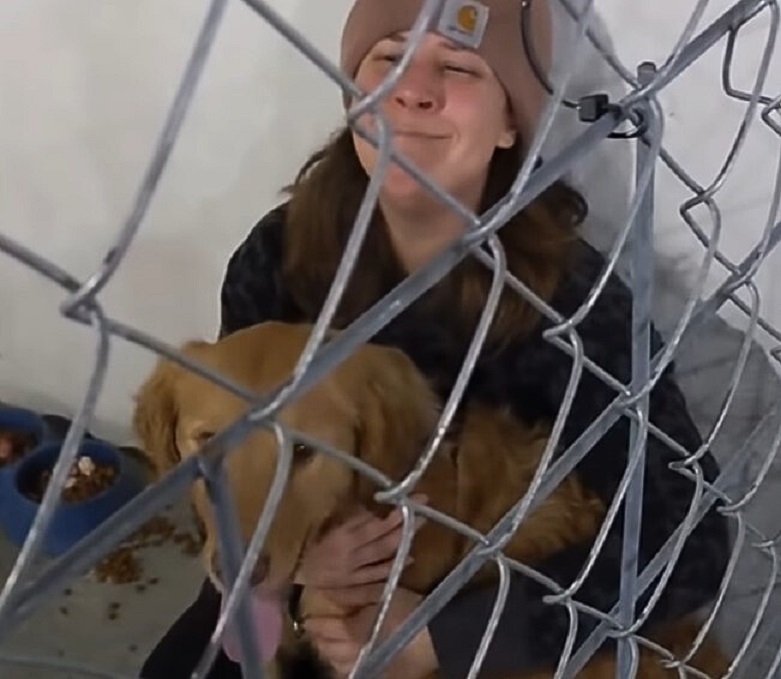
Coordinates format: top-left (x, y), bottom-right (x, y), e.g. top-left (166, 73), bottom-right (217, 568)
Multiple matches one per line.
top-left (281, 126), bottom-right (587, 353)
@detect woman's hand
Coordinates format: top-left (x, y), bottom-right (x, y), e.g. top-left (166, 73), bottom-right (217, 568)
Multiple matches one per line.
top-left (304, 585), bottom-right (438, 679)
top-left (294, 496), bottom-right (433, 676)
top-left (294, 495), bottom-right (427, 602)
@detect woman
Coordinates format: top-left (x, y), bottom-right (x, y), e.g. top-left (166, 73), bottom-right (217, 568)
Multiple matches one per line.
top-left (140, 0), bottom-right (730, 677)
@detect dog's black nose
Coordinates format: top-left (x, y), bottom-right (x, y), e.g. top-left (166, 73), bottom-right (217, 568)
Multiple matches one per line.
top-left (251, 553), bottom-right (270, 586)
top-left (211, 551), bottom-right (270, 587)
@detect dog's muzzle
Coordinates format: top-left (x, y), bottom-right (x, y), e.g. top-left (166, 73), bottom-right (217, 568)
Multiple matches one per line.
top-left (211, 550), bottom-right (270, 588)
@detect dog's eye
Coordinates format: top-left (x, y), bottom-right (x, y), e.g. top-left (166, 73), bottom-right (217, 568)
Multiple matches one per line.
top-left (293, 443), bottom-right (315, 463)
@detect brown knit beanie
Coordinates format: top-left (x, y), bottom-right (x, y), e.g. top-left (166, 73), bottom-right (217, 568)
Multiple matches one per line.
top-left (339, 0), bottom-right (552, 150)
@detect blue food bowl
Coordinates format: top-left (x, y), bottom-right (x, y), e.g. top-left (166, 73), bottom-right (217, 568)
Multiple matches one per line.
top-left (0, 406), bottom-right (51, 499)
top-left (0, 439), bottom-right (147, 557)
top-left (0, 402), bottom-right (94, 453)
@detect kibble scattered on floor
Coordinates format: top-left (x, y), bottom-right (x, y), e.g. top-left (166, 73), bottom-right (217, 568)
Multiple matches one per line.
top-left (0, 427), bottom-right (209, 665)
top-left (0, 427), bottom-right (206, 635)
top-left (92, 513), bottom-right (202, 586)
top-left (54, 509), bottom-right (204, 623)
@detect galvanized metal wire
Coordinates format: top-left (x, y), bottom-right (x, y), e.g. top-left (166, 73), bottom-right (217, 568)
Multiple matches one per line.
top-left (1, 0), bottom-right (781, 677)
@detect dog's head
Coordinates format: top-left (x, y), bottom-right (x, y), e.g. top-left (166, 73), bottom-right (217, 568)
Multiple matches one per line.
top-left (132, 321), bottom-right (440, 594)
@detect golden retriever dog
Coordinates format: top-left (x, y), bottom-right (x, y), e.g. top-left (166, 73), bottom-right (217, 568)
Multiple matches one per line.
top-left (133, 321), bottom-right (729, 679)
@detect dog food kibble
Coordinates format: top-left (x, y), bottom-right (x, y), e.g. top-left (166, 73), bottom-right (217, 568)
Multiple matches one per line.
top-left (94, 546), bottom-right (142, 585)
top-left (0, 429), bottom-right (37, 467)
top-left (77, 455), bottom-right (96, 476)
top-left (25, 455), bottom-right (117, 504)
top-left (91, 511), bottom-right (205, 588)
top-left (105, 601), bottom-right (122, 621)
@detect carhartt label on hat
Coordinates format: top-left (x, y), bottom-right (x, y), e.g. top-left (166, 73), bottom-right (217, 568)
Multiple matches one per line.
top-left (437, 0), bottom-right (489, 49)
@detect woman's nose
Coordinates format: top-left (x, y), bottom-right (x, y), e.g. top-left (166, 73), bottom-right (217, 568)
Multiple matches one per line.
top-left (392, 65), bottom-right (441, 111)
top-left (394, 88), bottom-right (436, 110)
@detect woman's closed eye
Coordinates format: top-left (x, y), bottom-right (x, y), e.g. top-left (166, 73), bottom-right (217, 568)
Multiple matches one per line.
top-left (375, 52), bottom-right (401, 65)
top-left (442, 61), bottom-right (478, 75)
top-left (375, 52), bottom-right (478, 76)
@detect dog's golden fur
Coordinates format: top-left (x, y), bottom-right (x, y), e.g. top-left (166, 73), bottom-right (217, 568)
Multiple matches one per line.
top-left (133, 321), bottom-right (729, 679)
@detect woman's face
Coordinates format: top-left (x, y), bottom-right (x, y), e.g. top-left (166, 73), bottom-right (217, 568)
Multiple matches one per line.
top-left (350, 31), bottom-right (516, 212)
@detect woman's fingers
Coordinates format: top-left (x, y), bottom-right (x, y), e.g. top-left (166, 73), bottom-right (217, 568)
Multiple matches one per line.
top-left (340, 505), bottom-right (381, 533)
top-left (350, 525), bottom-right (402, 568)
top-left (319, 582), bottom-right (388, 607)
top-left (296, 496), bottom-right (429, 587)
top-left (349, 508), bottom-right (402, 541)
top-left (352, 556), bottom-right (415, 586)
top-left (347, 494), bottom-right (429, 542)
top-left (341, 493), bottom-right (428, 531)
top-left (301, 552), bottom-right (413, 589)
top-left (351, 515), bottom-right (426, 569)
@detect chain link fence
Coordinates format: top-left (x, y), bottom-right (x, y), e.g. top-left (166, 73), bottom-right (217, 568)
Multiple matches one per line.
top-left (1, 0), bottom-right (781, 677)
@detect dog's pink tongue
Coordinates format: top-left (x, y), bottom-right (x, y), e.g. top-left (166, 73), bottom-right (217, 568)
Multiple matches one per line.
top-left (220, 590), bottom-right (283, 664)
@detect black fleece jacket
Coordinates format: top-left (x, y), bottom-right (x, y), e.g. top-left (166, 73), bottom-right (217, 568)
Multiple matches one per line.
top-left (140, 203), bottom-right (730, 679)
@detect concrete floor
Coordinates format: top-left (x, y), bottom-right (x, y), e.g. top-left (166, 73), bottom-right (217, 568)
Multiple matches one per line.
top-left (0, 442), bottom-right (779, 678)
top-left (0, 494), bottom-right (205, 679)
top-left (2, 499), bottom-right (780, 679)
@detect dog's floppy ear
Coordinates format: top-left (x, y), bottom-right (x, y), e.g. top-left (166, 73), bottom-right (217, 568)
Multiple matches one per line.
top-left (132, 339), bottom-right (216, 477)
top-left (353, 345), bottom-right (440, 492)
top-left (132, 356), bottom-right (183, 478)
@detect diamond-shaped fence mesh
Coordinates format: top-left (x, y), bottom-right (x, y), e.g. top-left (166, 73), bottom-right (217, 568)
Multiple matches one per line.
top-left (1, 0), bottom-right (781, 677)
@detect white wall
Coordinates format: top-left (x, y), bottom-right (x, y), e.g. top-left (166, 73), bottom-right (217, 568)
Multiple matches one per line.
top-left (1, 0), bottom-right (779, 443)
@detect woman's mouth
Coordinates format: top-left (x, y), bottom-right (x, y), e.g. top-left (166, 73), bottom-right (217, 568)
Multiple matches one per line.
top-left (394, 129), bottom-right (447, 140)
